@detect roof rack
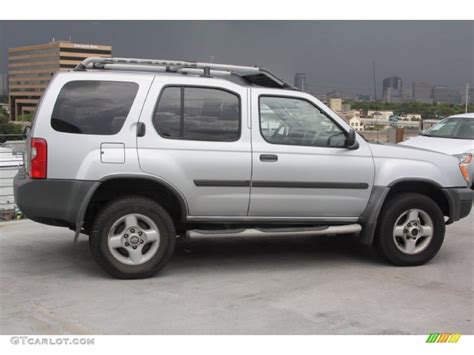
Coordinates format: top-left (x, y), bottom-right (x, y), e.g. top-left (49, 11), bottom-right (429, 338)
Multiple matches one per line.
top-left (74, 57), bottom-right (297, 90)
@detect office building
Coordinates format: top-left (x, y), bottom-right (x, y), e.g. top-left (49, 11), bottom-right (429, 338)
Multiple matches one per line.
top-left (341, 103), bottom-right (351, 112)
top-left (8, 41), bottom-right (112, 121)
top-left (294, 73), bottom-right (307, 91)
top-left (382, 76), bottom-right (402, 102)
top-left (464, 88), bottom-right (474, 105)
top-left (412, 82), bottom-right (433, 104)
top-left (0, 74), bottom-right (8, 98)
top-left (329, 98), bottom-right (342, 112)
top-left (432, 86), bottom-right (461, 105)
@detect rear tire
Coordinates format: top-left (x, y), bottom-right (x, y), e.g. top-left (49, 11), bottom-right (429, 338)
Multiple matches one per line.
top-left (89, 196), bottom-right (176, 279)
top-left (374, 193), bottom-right (445, 266)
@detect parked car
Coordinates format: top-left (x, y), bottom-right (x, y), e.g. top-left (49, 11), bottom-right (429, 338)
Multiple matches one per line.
top-left (14, 57), bottom-right (473, 278)
top-left (400, 113), bottom-right (474, 187)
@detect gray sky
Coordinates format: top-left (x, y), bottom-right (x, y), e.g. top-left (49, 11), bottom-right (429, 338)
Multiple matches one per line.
top-left (1, 21), bottom-right (473, 96)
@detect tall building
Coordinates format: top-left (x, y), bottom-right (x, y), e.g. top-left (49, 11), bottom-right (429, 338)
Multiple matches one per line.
top-left (294, 73), bottom-right (307, 91)
top-left (465, 88), bottom-right (474, 105)
top-left (8, 41), bottom-right (112, 121)
top-left (382, 76), bottom-right (402, 102)
top-left (0, 74), bottom-right (7, 98)
top-left (432, 86), bottom-right (461, 105)
top-left (412, 82), bottom-right (433, 104)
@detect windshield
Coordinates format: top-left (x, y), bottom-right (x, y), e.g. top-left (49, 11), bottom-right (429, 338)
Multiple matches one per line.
top-left (423, 117), bottom-right (474, 139)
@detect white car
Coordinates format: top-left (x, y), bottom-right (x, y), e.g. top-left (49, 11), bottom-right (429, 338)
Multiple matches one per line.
top-left (400, 113), bottom-right (474, 187)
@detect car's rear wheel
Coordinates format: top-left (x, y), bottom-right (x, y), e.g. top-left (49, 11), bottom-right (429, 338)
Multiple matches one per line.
top-left (374, 193), bottom-right (445, 266)
top-left (89, 196), bottom-right (176, 279)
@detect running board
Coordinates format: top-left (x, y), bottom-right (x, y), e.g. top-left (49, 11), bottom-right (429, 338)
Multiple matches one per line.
top-left (186, 224), bottom-right (362, 238)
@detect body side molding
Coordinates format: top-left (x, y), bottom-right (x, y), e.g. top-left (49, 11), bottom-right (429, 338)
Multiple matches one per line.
top-left (194, 180), bottom-right (369, 189)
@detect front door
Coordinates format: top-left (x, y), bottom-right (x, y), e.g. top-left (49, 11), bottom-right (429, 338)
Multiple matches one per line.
top-left (249, 89), bottom-right (374, 220)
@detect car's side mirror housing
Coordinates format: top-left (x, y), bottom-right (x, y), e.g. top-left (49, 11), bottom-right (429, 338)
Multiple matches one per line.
top-left (346, 129), bottom-right (359, 149)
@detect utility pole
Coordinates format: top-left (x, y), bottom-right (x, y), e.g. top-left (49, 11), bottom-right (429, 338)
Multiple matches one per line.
top-left (465, 83), bottom-right (470, 114)
top-left (372, 61), bottom-right (377, 102)
top-left (372, 61), bottom-right (379, 143)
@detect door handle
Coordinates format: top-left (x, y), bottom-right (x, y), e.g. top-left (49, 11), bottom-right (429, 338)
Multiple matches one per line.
top-left (137, 122), bottom-right (146, 137)
top-left (260, 154), bottom-right (278, 162)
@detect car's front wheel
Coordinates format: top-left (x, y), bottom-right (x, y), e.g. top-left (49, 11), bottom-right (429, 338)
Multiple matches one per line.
top-left (89, 196), bottom-right (176, 279)
top-left (374, 193), bottom-right (445, 266)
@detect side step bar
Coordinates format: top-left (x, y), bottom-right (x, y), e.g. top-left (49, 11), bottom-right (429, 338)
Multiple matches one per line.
top-left (186, 224), bottom-right (362, 238)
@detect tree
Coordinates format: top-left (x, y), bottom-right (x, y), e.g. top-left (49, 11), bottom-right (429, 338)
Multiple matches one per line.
top-left (0, 107), bottom-right (23, 136)
top-left (349, 101), bottom-right (474, 120)
top-left (17, 112), bottom-right (34, 122)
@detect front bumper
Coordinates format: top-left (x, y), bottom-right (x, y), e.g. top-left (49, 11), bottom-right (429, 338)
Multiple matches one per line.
top-left (442, 187), bottom-right (473, 223)
top-left (14, 168), bottom-right (98, 228)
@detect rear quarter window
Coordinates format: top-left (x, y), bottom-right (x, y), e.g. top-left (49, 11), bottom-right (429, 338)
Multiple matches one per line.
top-left (51, 80), bottom-right (139, 135)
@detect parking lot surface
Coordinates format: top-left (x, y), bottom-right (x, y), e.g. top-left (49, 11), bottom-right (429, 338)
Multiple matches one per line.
top-left (1, 210), bottom-right (472, 335)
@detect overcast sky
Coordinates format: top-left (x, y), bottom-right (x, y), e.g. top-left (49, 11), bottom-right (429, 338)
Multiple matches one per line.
top-left (0, 21), bottom-right (472, 95)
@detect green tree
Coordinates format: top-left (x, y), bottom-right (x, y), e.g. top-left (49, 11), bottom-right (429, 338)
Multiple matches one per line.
top-left (0, 107), bottom-right (23, 136)
top-left (349, 101), bottom-right (473, 120)
top-left (17, 112), bottom-right (34, 122)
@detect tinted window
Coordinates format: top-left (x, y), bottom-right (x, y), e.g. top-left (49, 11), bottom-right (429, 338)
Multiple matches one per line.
top-left (259, 96), bottom-right (346, 148)
top-left (153, 87), bottom-right (181, 138)
top-left (51, 81), bottom-right (138, 135)
top-left (154, 86), bottom-right (240, 141)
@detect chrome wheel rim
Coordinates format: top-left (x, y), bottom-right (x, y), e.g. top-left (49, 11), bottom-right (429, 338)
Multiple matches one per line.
top-left (393, 208), bottom-right (434, 255)
top-left (107, 213), bottom-right (160, 265)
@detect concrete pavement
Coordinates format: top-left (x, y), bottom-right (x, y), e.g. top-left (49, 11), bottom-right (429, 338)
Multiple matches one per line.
top-left (0, 211), bottom-right (472, 335)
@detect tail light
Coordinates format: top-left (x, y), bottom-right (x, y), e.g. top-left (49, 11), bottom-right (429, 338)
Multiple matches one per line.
top-left (30, 138), bottom-right (48, 179)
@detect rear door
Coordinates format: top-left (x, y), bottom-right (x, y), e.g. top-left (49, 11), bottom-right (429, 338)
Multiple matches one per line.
top-left (137, 76), bottom-right (251, 218)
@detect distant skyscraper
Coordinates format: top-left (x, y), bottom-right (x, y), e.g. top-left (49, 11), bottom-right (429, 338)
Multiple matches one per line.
top-left (382, 76), bottom-right (402, 102)
top-left (432, 86), bottom-right (461, 105)
top-left (412, 82), bottom-right (433, 104)
top-left (294, 73), bottom-right (307, 91)
top-left (461, 87), bottom-right (473, 105)
top-left (0, 74), bottom-right (7, 97)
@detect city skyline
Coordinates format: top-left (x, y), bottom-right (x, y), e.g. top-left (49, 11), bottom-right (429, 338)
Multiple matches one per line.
top-left (0, 20), bottom-right (473, 98)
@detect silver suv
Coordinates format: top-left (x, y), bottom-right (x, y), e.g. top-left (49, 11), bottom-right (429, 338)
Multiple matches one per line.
top-left (14, 57), bottom-right (473, 279)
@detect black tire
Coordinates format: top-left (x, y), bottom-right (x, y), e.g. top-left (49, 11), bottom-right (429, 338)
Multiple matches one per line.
top-left (374, 193), bottom-right (445, 266)
top-left (89, 196), bottom-right (176, 279)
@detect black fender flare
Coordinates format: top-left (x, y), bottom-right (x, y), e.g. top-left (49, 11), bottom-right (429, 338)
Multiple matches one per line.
top-left (73, 174), bottom-right (189, 239)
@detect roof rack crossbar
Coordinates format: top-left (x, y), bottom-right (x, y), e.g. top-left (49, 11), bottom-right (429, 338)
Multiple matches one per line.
top-left (74, 57), bottom-right (297, 89)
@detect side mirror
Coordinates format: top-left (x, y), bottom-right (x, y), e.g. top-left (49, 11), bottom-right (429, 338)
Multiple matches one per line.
top-left (22, 126), bottom-right (31, 140)
top-left (346, 129), bottom-right (359, 149)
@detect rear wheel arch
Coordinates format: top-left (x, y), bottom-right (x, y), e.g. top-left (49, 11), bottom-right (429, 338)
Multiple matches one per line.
top-left (80, 175), bottom-right (188, 234)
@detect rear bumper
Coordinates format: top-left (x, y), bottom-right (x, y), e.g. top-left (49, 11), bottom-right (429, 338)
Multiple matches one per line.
top-left (14, 168), bottom-right (98, 228)
top-left (442, 187), bottom-right (473, 223)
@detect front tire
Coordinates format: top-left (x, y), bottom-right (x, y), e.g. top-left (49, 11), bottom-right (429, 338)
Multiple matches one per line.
top-left (374, 193), bottom-right (445, 266)
top-left (89, 196), bottom-right (176, 279)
